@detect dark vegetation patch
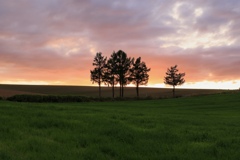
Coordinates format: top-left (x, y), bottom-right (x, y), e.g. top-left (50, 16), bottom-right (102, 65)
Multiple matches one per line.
top-left (5, 90), bottom-right (238, 103)
top-left (6, 94), bottom-right (161, 103)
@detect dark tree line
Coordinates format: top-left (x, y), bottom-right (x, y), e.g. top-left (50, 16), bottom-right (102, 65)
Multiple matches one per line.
top-left (91, 50), bottom-right (186, 98)
top-left (90, 50), bottom-right (151, 98)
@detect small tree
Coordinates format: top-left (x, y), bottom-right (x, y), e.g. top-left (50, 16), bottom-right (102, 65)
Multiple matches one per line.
top-left (130, 57), bottom-right (151, 98)
top-left (164, 65), bottom-right (185, 98)
top-left (90, 52), bottom-right (107, 98)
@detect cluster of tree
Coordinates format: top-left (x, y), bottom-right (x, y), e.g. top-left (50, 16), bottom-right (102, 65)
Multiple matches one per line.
top-left (90, 50), bottom-right (151, 98)
top-left (90, 50), bottom-right (186, 98)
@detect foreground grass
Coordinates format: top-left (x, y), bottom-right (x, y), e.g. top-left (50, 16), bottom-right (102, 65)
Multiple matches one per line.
top-left (0, 92), bottom-right (239, 159)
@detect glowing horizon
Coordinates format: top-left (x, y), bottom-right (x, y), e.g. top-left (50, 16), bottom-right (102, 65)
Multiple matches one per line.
top-left (1, 80), bottom-right (239, 90)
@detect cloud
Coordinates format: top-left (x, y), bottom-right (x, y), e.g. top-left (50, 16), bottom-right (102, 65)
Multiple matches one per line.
top-left (0, 0), bottom-right (239, 87)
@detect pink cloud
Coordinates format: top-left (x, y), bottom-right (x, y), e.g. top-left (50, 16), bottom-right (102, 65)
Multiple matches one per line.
top-left (0, 0), bottom-right (240, 88)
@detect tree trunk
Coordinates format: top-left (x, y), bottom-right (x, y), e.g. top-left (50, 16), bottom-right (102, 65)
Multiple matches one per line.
top-left (119, 83), bottom-right (122, 98)
top-left (98, 70), bottom-right (101, 98)
top-left (136, 83), bottom-right (139, 98)
top-left (119, 72), bottom-right (123, 98)
top-left (112, 80), bottom-right (115, 98)
top-left (122, 85), bottom-right (124, 98)
top-left (173, 85), bottom-right (175, 98)
top-left (98, 82), bottom-right (101, 98)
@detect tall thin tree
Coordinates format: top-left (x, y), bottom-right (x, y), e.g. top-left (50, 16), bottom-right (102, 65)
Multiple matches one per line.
top-left (90, 52), bottom-right (107, 98)
top-left (103, 52), bottom-right (118, 98)
top-left (164, 65), bottom-right (185, 98)
top-left (112, 50), bottom-right (133, 98)
top-left (130, 57), bottom-right (151, 98)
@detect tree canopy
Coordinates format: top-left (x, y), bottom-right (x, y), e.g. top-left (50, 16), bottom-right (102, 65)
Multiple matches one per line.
top-left (130, 57), bottom-right (151, 97)
top-left (90, 52), bottom-right (186, 98)
top-left (90, 50), bottom-right (151, 98)
top-left (164, 65), bottom-right (185, 97)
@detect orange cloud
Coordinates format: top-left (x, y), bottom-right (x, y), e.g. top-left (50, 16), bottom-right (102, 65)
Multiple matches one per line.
top-left (0, 0), bottom-right (240, 89)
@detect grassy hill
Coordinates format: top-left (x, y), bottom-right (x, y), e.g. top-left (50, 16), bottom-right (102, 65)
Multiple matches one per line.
top-left (0, 84), bottom-right (230, 98)
top-left (0, 91), bottom-right (239, 159)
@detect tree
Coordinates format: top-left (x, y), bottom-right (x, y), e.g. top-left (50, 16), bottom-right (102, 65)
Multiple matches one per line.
top-left (112, 50), bottom-right (133, 98)
top-left (103, 52), bottom-right (118, 98)
top-left (164, 65), bottom-right (185, 98)
top-left (130, 57), bottom-right (151, 98)
top-left (90, 52), bottom-right (107, 98)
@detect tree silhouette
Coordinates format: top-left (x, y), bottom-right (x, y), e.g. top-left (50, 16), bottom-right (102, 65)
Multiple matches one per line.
top-left (90, 50), bottom-right (152, 98)
top-left (130, 57), bottom-right (151, 97)
top-left (103, 52), bottom-right (118, 98)
top-left (164, 65), bottom-right (185, 98)
top-left (90, 52), bottom-right (107, 98)
top-left (113, 50), bottom-right (133, 98)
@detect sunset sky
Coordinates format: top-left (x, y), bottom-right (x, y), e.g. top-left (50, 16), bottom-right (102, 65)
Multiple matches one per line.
top-left (0, 0), bottom-right (240, 89)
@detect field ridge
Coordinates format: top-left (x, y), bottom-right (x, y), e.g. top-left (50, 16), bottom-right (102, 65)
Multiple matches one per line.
top-left (0, 84), bottom-right (232, 99)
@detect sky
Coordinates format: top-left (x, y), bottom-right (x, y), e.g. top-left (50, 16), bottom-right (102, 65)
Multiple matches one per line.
top-left (0, 0), bottom-right (240, 89)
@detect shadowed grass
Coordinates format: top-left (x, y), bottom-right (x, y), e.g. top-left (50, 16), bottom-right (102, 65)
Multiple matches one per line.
top-left (0, 91), bottom-right (239, 159)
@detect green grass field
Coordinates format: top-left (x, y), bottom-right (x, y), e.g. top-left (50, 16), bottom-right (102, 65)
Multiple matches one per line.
top-left (0, 91), bottom-right (239, 159)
